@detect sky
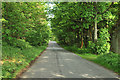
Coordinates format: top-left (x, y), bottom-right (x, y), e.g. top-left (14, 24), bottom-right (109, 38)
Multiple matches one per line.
top-left (47, 2), bottom-right (55, 18)
top-left (46, 2), bottom-right (56, 27)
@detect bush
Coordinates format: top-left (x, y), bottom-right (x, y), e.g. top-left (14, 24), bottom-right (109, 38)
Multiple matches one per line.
top-left (4, 38), bottom-right (32, 50)
top-left (16, 39), bottom-right (32, 49)
top-left (2, 44), bottom-right (47, 78)
top-left (88, 28), bottom-right (110, 55)
top-left (13, 39), bottom-right (32, 49)
top-left (95, 52), bottom-right (120, 73)
top-left (2, 43), bottom-right (22, 60)
top-left (96, 28), bottom-right (110, 54)
top-left (62, 44), bottom-right (90, 54)
top-left (88, 41), bottom-right (96, 54)
top-left (25, 28), bottom-right (50, 46)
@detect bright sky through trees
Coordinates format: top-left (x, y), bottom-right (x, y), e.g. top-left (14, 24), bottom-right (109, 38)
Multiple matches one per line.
top-left (46, 2), bottom-right (55, 28)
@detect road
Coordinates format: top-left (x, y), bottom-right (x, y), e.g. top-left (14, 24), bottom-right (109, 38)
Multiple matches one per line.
top-left (20, 41), bottom-right (119, 78)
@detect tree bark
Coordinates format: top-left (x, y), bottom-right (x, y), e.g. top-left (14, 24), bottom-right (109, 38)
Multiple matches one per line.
top-left (94, 12), bottom-right (97, 42)
top-left (84, 32), bottom-right (88, 48)
top-left (77, 32), bottom-right (80, 43)
top-left (80, 31), bottom-right (84, 48)
top-left (89, 27), bottom-right (92, 41)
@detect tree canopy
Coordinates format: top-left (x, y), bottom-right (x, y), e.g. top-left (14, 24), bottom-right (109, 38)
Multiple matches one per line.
top-left (2, 2), bottom-right (50, 46)
top-left (50, 2), bottom-right (119, 54)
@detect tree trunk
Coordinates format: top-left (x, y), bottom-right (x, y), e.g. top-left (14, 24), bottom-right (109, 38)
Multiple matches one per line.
top-left (84, 33), bottom-right (88, 48)
top-left (77, 32), bottom-right (80, 43)
top-left (89, 27), bottom-right (92, 41)
top-left (94, 12), bottom-right (97, 42)
top-left (80, 31), bottom-right (84, 48)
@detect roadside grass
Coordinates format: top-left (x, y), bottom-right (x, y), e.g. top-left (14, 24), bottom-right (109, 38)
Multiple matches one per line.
top-left (94, 53), bottom-right (120, 75)
top-left (2, 42), bottom-right (47, 78)
top-left (60, 44), bottom-right (120, 75)
top-left (77, 53), bottom-right (97, 61)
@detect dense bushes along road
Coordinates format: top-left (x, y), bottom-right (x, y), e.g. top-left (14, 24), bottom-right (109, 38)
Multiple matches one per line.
top-left (2, 2), bottom-right (50, 78)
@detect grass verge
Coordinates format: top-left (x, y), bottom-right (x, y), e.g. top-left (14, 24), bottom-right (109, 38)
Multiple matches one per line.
top-left (2, 43), bottom-right (47, 78)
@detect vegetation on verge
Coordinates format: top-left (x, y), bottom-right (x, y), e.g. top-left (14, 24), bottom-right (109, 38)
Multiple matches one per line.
top-left (2, 42), bottom-right (47, 78)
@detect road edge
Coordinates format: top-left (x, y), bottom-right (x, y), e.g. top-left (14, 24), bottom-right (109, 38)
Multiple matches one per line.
top-left (15, 46), bottom-right (48, 79)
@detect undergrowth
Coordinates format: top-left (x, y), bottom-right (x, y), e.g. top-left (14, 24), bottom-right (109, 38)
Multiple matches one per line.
top-left (94, 52), bottom-right (120, 74)
top-left (2, 41), bottom-right (47, 78)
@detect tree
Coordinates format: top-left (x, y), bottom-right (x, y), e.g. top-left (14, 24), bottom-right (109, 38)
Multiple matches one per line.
top-left (50, 2), bottom-right (119, 53)
top-left (2, 2), bottom-right (50, 46)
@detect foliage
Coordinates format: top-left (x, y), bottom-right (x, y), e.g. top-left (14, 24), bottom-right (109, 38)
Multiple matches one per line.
top-left (2, 2), bottom-right (120, 78)
top-left (96, 28), bottom-right (110, 54)
top-left (10, 39), bottom-right (32, 49)
top-left (95, 52), bottom-right (120, 74)
top-left (61, 44), bottom-right (90, 54)
top-left (50, 2), bottom-right (118, 50)
top-left (88, 28), bottom-right (110, 54)
top-left (2, 2), bottom-right (50, 78)
top-left (25, 26), bottom-right (50, 46)
top-left (2, 42), bottom-right (46, 78)
top-left (2, 2), bottom-right (50, 46)
top-left (88, 41), bottom-right (96, 54)
top-left (61, 44), bottom-right (80, 53)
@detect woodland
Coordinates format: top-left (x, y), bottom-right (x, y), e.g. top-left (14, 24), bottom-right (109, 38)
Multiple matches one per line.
top-left (1, 2), bottom-right (120, 78)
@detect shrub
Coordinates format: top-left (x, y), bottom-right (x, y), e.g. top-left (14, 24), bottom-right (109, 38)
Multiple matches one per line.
top-left (78, 48), bottom-right (90, 54)
top-left (2, 44), bottom-right (47, 78)
top-left (14, 39), bottom-right (32, 49)
top-left (95, 52), bottom-right (120, 73)
top-left (96, 28), bottom-right (110, 54)
top-left (62, 44), bottom-right (90, 54)
top-left (25, 29), bottom-right (50, 46)
top-left (88, 41), bottom-right (96, 54)
top-left (2, 43), bottom-right (22, 60)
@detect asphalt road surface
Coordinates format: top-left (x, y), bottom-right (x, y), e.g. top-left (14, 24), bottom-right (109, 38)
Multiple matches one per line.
top-left (20, 41), bottom-right (119, 78)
